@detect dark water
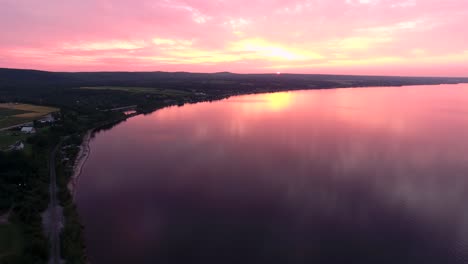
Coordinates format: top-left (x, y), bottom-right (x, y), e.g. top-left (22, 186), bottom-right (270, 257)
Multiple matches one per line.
top-left (76, 84), bottom-right (468, 264)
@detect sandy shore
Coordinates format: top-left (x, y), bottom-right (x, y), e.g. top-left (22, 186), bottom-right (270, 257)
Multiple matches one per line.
top-left (68, 130), bottom-right (93, 199)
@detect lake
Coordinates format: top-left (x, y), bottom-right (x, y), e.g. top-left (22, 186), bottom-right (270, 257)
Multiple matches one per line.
top-left (76, 84), bottom-right (468, 263)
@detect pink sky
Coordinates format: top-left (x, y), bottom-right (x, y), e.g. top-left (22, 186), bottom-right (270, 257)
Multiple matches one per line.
top-left (0, 0), bottom-right (467, 76)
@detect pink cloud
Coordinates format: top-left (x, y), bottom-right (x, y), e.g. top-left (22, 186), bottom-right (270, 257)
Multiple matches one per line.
top-left (0, 0), bottom-right (467, 76)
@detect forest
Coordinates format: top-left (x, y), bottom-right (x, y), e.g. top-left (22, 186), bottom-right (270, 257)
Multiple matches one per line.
top-left (2, 68), bottom-right (468, 112)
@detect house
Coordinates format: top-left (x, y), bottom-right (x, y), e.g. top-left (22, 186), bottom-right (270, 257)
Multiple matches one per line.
top-left (9, 141), bottom-right (24, 151)
top-left (39, 114), bottom-right (55, 124)
top-left (21, 126), bottom-right (36, 134)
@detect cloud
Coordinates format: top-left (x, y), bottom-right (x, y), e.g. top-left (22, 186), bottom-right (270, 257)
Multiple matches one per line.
top-left (230, 38), bottom-right (323, 61)
top-left (161, 1), bottom-right (212, 24)
top-left (391, 0), bottom-right (417, 8)
top-left (337, 36), bottom-right (393, 50)
top-left (224, 18), bottom-right (250, 30)
top-left (152, 38), bottom-right (193, 47)
top-left (346, 0), bottom-right (380, 5)
top-left (0, 0), bottom-right (467, 76)
top-left (63, 41), bottom-right (147, 51)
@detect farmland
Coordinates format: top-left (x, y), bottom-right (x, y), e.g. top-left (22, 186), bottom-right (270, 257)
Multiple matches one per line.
top-left (0, 103), bottom-right (58, 129)
top-left (80, 86), bottom-right (190, 96)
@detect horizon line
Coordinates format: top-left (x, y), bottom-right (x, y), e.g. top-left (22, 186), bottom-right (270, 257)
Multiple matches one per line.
top-left (2, 67), bottom-right (468, 79)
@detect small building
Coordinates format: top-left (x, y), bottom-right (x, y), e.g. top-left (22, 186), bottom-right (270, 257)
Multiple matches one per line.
top-left (21, 126), bottom-right (36, 134)
top-left (39, 114), bottom-right (55, 124)
top-left (9, 141), bottom-right (24, 151)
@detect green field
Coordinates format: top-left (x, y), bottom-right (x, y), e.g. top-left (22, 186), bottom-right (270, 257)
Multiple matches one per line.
top-left (0, 117), bottom-right (33, 130)
top-left (202, 80), bottom-right (236, 85)
top-left (0, 224), bottom-right (23, 261)
top-left (80, 86), bottom-right (190, 96)
top-left (0, 128), bottom-right (49, 151)
top-left (0, 108), bottom-right (30, 116)
top-left (0, 131), bottom-right (30, 150)
top-left (0, 103), bottom-right (58, 129)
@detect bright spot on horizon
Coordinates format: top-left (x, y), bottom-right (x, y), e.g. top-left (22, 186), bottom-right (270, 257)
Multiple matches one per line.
top-left (277, 72), bottom-right (281, 75)
top-left (0, 0), bottom-right (467, 76)
top-left (265, 92), bottom-right (292, 111)
top-left (240, 92), bottom-right (293, 114)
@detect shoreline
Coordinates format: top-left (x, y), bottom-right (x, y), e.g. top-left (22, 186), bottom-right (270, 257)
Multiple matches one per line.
top-left (64, 82), bottom-right (467, 199)
top-left (68, 130), bottom-right (93, 199)
top-left (62, 82), bottom-right (468, 200)
top-left (66, 113), bottom-right (139, 200)
top-left (58, 83), bottom-right (468, 263)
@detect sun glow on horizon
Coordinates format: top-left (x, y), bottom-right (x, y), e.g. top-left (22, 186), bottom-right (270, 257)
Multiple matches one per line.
top-left (1, 0), bottom-right (467, 76)
top-left (239, 92), bottom-right (294, 114)
top-left (264, 92), bottom-right (293, 112)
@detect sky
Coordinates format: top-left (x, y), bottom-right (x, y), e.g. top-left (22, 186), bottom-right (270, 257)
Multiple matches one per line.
top-left (0, 0), bottom-right (467, 76)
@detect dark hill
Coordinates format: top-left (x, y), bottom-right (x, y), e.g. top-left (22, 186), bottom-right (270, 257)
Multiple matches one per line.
top-left (1, 67), bottom-right (468, 110)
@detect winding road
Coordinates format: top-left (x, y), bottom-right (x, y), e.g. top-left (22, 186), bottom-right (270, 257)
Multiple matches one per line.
top-left (48, 145), bottom-right (62, 264)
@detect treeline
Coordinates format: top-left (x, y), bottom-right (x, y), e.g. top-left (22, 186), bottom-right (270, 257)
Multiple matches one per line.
top-left (2, 68), bottom-right (468, 112)
top-left (55, 109), bottom-right (129, 264)
top-left (0, 129), bottom-right (59, 263)
top-left (2, 68), bottom-right (468, 92)
top-left (0, 108), bottom-right (126, 263)
top-left (56, 135), bottom-right (86, 264)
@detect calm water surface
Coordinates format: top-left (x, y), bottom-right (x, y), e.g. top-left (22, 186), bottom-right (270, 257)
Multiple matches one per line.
top-left (76, 84), bottom-right (468, 263)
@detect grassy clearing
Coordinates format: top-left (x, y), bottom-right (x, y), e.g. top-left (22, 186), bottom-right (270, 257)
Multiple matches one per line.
top-left (0, 108), bottom-right (30, 116)
top-left (80, 86), bottom-right (190, 96)
top-left (0, 128), bottom-right (49, 151)
top-left (203, 80), bottom-right (236, 85)
top-left (0, 103), bottom-right (58, 114)
top-left (0, 117), bottom-right (33, 129)
top-left (326, 80), bottom-right (355, 85)
top-left (0, 103), bottom-right (58, 129)
top-left (0, 131), bottom-right (29, 150)
top-left (0, 224), bottom-right (23, 260)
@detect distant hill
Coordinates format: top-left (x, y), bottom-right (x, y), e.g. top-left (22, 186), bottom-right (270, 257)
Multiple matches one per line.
top-left (1, 67), bottom-right (468, 109)
top-left (1, 67), bottom-right (468, 91)
top-left (0, 68), bottom-right (468, 94)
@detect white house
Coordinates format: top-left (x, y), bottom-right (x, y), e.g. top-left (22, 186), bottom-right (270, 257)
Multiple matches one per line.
top-left (39, 114), bottom-right (55, 124)
top-left (21, 126), bottom-right (36, 134)
top-left (9, 141), bottom-right (24, 151)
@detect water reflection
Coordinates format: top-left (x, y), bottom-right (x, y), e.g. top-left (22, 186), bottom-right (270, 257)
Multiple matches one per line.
top-left (77, 84), bottom-right (468, 263)
top-left (263, 92), bottom-right (293, 111)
